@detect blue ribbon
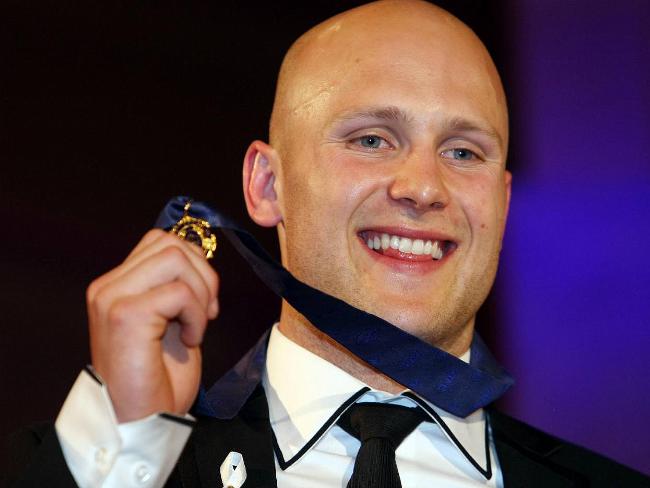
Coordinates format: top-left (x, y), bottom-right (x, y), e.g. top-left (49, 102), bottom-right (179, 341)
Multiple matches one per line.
top-left (155, 196), bottom-right (513, 417)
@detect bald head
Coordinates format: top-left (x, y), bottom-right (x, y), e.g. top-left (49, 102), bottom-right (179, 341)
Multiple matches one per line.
top-left (243, 0), bottom-right (513, 354)
top-left (269, 0), bottom-right (508, 158)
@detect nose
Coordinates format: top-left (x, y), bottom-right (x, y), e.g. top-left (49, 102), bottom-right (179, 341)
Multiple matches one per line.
top-left (388, 153), bottom-right (450, 210)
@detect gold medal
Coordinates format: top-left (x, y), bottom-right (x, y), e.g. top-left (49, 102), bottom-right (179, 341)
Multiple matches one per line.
top-left (170, 201), bottom-right (217, 259)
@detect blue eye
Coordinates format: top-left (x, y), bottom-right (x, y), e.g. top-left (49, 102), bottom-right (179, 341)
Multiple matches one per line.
top-left (451, 148), bottom-right (475, 160)
top-left (359, 135), bottom-right (383, 148)
top-left (441, 147), bottom-right (478, 161)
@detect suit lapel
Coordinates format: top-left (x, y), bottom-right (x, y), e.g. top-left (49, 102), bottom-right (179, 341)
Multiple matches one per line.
top-left (489, 409), bottom-right (587, 488)
top-left (176, 385), bottom-right (277, 488)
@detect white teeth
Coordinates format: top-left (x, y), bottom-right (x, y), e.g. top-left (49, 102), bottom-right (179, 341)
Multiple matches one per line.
top-left (431, 240), bottom-right (443, 260)
top-left (365, 232), bottom-right (448, 260)
top-left (411, 239), bottom-right (424, 255)
top-left (398, 237), bottom-right (412, 253)
top-left (423, 240), bottom-right (433, 255)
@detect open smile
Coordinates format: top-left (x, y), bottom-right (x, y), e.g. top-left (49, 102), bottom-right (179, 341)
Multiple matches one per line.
top-left (358, 229), bottom-right (457, 262)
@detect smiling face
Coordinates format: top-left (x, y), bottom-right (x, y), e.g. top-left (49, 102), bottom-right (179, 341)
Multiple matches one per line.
top-left (261, 1), bottom-right (510, 354)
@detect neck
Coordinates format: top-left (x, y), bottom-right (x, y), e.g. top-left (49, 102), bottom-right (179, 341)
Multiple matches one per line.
top-left (277, 301), bottom-right (474, 395)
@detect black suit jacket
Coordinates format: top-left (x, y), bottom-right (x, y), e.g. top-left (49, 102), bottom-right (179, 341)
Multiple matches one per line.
top-left (4, 333), bottom-right (649, 487)
top-left (5, 384), bottom-right (649, 488)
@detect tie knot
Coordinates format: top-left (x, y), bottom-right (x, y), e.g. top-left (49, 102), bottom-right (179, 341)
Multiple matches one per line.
top-left (338, 402), bottom-right (428, 448)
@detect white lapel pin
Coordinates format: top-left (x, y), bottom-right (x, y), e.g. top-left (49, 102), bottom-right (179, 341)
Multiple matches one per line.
top-left (220, 451), bottom-right (247, 488)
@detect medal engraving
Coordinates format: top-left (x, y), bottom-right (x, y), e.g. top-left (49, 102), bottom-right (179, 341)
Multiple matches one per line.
top-left (170, 201), bottom-right (217, 259)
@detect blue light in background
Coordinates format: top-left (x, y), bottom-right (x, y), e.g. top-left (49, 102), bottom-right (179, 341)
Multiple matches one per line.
top-left (498, 0), bottom-right (650, 473)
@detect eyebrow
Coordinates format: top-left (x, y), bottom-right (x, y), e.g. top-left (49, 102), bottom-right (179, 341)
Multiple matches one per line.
top-left (329, 106), bottom-right (504, 147)
top-left (443, 116), bottom-right (503, 146)
top-left (331, 105), bottom-right (415, 126)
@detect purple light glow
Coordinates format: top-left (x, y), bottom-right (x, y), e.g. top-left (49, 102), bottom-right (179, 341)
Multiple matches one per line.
top-left (498, 0), bottom-right (650, 473)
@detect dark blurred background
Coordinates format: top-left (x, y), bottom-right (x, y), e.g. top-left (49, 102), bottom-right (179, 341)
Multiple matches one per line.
top-left (1, 0), bottom-right (648, 476)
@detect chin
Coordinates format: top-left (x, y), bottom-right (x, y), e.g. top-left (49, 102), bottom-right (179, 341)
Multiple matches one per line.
top-left (368, 298), bottom-right (472, 346)
top-left (363, 301), bottom-right (436, 338)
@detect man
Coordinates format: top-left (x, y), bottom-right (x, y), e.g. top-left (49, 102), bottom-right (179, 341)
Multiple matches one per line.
top-left (6, 1), bottom-right (647, 487)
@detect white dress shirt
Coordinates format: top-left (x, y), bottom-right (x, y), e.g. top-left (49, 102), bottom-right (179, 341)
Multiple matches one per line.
top-left (56, 325), bottom-right (503, 487)
top-left (265, 326), bottom-right (502, 488)
top-left (55, 367), bottom-right (194, 487)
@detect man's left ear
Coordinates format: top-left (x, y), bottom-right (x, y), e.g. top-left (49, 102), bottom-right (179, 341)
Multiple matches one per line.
top-left (243, 140), bottom-right (283, 227)
top-left (503, 170), bottom-right (512, 228)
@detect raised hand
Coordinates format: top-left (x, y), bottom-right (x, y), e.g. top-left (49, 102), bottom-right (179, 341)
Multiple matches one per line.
top-left (86, 229), bottom-right (219, 422)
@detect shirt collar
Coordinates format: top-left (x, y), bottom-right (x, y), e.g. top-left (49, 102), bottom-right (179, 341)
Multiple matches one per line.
top-left (263, 325), bottom-right (491, 478)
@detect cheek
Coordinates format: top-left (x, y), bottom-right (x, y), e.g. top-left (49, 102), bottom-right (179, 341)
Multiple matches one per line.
top-left (451, 176), bottom-right (506, 236)
top-left (279, 154), bottom-right (364, 241)
top-left (303, 151), bottom-right (383, 212)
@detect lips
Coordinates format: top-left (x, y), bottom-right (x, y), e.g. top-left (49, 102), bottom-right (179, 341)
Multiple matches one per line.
top-left (359, 230), bottom-right (456, 261)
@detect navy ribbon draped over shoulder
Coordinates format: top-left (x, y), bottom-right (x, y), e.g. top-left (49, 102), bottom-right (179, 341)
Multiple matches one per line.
top-left (155, 196), bottom-right (513, 418)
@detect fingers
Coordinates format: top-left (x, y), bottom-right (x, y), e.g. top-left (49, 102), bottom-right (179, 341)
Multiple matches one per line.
top-left (127, 229), bottom-right (205, 263)
top-left (89, 230), bottom-right (219, 318)
top-left (109, 281), bottom-right (209, 347)
top-left (101, 247), bottom-right (213, 316)
top-left (123, 230), bottom-right (212, 289)
top-left (86, 228), bottom-right (217, 421)
top-left (126, 228), bottom-right (167, 258)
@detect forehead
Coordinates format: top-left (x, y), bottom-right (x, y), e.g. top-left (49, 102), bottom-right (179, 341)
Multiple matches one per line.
top-left (285, 17), bottom-right (507, 144)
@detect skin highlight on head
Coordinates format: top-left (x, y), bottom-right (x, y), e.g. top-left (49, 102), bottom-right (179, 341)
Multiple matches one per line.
top-left (244, 0), bottom-right (511, 393)
top-left (270, 0), bottom-right (508, 156)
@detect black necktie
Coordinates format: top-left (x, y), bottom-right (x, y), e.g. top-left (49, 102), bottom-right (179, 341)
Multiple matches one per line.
top-left (337, 403), bottom-right (429, 488)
